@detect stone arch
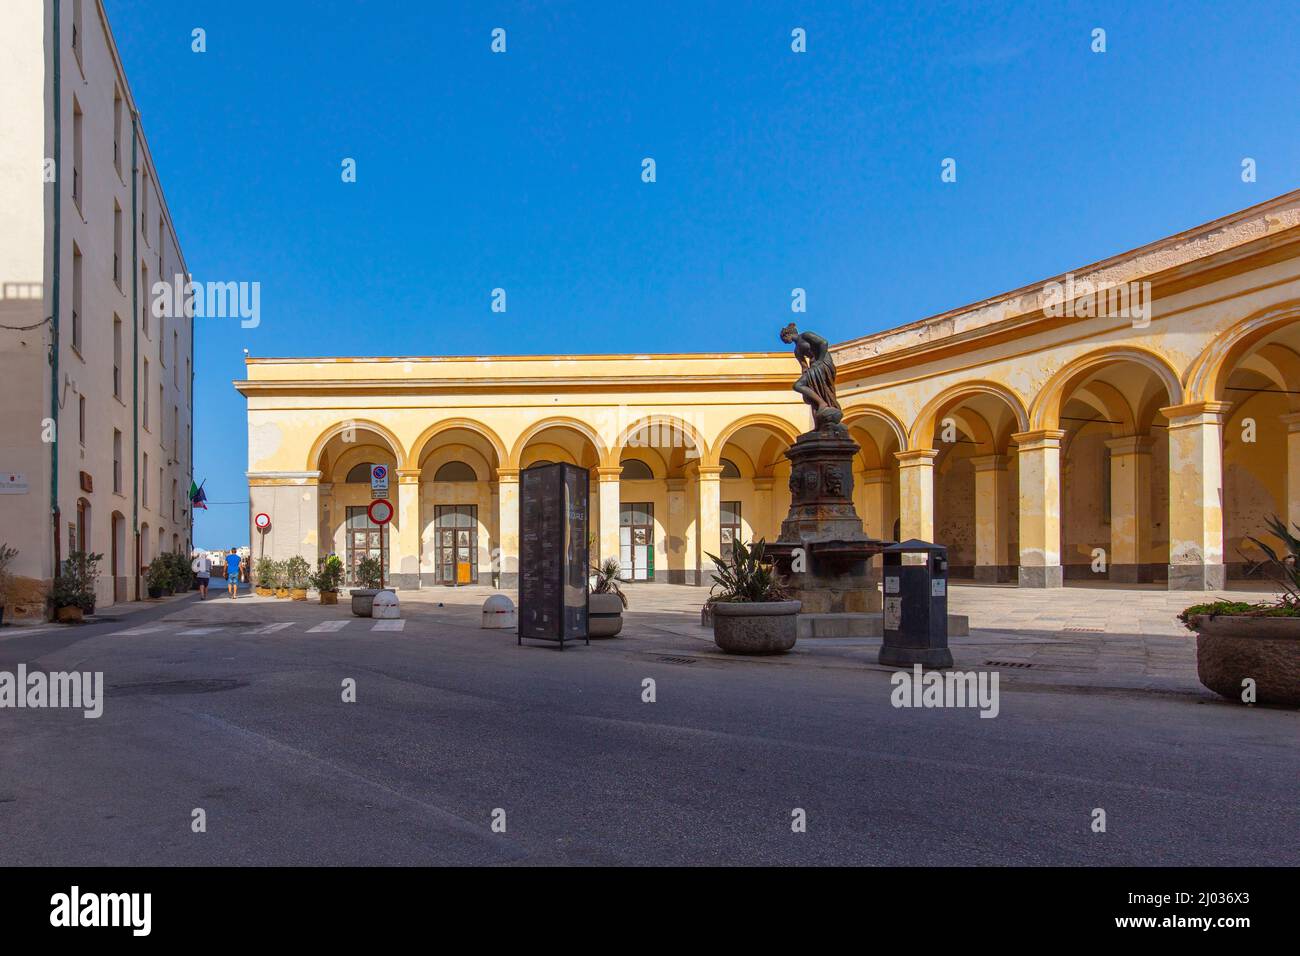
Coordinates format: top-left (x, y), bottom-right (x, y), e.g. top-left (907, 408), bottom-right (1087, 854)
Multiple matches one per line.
top-left (839, 403), bottom-right (908, 454)
top-left (1031, 347), bottom-right (1183, 430)
top-left (615, 414), bottom-right (710, 473)
top-left (508, 416), bottom-right (608, 470)
top-left (409, 418), bottom-right (507, 473)
top-left (306, 419), bottom-right (407, 472)
top-left (910, 381), bottom-right (1029, 450)
top-left (1185, 300), bottom-right (1300, 402)
top-left (709, 414), bottom-right (802, 467)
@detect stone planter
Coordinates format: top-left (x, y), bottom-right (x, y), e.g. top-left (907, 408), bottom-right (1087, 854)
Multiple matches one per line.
top-left (54, 605), bottom-right (84, 624)
top-left (1187, 614), bottom-right (1300, 707)
top-left (274, 587), bottom-right (290, 599)
top-left (589, 592), bottom-right (625, 638)
top-left (351, 588), bottom-right (383, 617)
top-left (711, 600), bottom-right (801, 655)
top-left (255, 586), bottom-right (274, 597)
top-left (290, 588), bottom-right (308, 601)
top-left (147, 586), bottom-right (164, 599)
top-left (319, 590), bottom-right (339, 606)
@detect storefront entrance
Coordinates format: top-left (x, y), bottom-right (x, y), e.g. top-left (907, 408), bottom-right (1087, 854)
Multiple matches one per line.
top-left (345, 505), bottom-right (387, 585)
top-left (619, 502), bottom-right (654, 581)
top-left (435, 505), bottom-right (478, 585)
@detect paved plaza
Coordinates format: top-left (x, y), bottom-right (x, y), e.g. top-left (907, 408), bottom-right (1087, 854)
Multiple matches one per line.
top-left (1, 581), bottom-right (1295, 866)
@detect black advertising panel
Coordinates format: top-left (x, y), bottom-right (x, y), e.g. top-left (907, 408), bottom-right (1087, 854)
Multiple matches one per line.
top-left (518, 462), bottom-right (589, 647)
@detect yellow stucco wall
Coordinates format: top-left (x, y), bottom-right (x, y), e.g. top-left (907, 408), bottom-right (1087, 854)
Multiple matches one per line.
top-left (239, 193), bottom-right (1300, 590)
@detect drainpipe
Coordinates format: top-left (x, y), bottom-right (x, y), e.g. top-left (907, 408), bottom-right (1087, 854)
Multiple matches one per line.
top-left (131, 111), bottom-right (140, 598)
top-left (49, 0), bottom-right (63, 580)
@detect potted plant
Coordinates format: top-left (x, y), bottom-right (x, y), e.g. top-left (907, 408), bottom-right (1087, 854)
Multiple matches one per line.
top-left (310, 554), bottom-right (343, 605)
top-left (271, 560), bottom-right (290, 599)
top-left (350, 556), bottom-right (387, 617)
top-left (50, 550), bottom-right (102, 623)
top-left (705, 539), bottom-right (800, 654)
top-left (588, 557), bottom-right (627, 637)
top-left (285, 555), bottom-right (310, 601)
top-left (1180, 514), bottom-right (1300, 706)
top-left (254, 557), bottom-right (276, 597)
top-left (167, 551), bottom-right (191, 595)
top-left (0, 543), bottom-right (17, 627)
top-left (145, 559), bottom-right (169, 599)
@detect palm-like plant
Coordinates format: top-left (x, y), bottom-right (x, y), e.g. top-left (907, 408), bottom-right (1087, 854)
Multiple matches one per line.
top-left (590, 557), bottom-right (627, 608)
top-left (1244, 514), bottom-right (1300, 607)
top-left (706, 538), bottom-right (788, 603)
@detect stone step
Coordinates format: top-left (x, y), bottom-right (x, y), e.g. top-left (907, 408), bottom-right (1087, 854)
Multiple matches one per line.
top-left (797, 611), bottom-right (970, 639)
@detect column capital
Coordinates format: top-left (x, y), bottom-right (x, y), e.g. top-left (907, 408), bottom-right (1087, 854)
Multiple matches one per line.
top-left (1011, 429), bottom-right (1065, 450)
top-left (894, 448), bottom-right (937, 466)
top-left (696, 465), bottom-right (725, 479)
top-left (396, 469), bottom-right (421, 484)
top-left (1280, 412), bottom-right (1300, 431)
top-left (1160, 401), bottom-right (1232, 426)
top-left (970, 454), bottom-right (1009, 472)
top-left (596, 466), bottom-right (624, 481)
top-left (495, 467), bottom-right (520, 482)
top-left (860, 468), bottom-right (892, 485)
top-left (1104, 435), bottom-right (1155, 455)
top-left (666, 477), bottom-right (688, 492)
top-left (751, 477), bottom-right (774, 492)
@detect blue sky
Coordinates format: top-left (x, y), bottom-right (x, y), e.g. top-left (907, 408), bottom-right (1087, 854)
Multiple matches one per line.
top-left (102, 0), bottom-right (1300, 548)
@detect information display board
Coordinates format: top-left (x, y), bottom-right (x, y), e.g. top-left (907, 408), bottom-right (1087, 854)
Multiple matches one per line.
top-left (518, 462), bottom-right (589, 648)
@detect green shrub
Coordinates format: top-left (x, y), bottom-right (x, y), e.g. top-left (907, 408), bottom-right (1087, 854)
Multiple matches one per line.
top-left (589, 557), bottom-right (627, 608)
top-left (355, 555), bottom-right (384, 590)
top-left (285, 555), bottom-right (310, 589)
top-left (309, 555), bottom-right (344, 593)
top-left (254, 557), bottom-right (276, 587)
top-left (706, 539), bottom-right (788, 603)
top-left (52, 550), bottom-right (102, 610)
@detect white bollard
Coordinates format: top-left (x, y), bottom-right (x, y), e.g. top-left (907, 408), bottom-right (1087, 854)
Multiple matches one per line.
top-left (372, 590), bottom-right (401, 620)
top-left (481, 594), bottom-right (517, 629)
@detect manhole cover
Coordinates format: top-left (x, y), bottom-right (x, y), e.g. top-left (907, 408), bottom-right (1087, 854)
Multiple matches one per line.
top-left (109, 678), bottom-right (246, 696)
top-left (658, 656), bottom-right (698, 665)
top-left (984, 660), bottom-right (1032, 668)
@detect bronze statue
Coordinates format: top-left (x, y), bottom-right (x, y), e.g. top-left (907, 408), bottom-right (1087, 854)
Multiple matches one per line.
top-left (780, 324), bottom-right (841, 426)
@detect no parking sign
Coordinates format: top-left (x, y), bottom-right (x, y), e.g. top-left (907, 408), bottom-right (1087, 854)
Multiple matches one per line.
top-left (370, 464), bottom-right (389, 498)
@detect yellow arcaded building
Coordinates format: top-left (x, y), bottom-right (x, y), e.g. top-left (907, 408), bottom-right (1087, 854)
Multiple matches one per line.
top-left (237, 191), bottom-right (1300, 593)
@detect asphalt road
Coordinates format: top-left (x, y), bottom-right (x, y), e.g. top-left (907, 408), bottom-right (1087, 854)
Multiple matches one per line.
top-left (1, 591), bottom-right (1296, 866)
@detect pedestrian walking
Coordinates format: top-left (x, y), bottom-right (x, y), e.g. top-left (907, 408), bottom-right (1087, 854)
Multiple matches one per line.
top-left (225, 548), bottom-right (242, 600)
top-left (192, 552), bottom-right (212, 599)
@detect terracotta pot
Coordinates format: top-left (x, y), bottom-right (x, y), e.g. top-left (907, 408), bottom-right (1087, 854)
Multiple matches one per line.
top-left (1187, 614), bottom-right (1300, 707)
top-left (290, 588), bottom-right (308, 601)
top-left (55, 605), bottom-right (84, 624)
top-left (320, 590), bottom-right (338, 606)
top-left (589, 591), bottom-right (625, 637)
top-left (712, 600), bottom-right (801, 655)
top-left (275, 587), bottom-right (290, 599)
top-left (255, 587), bottom-right (274, 597)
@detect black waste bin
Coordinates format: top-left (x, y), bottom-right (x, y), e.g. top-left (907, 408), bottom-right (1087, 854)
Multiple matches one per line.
top-left (879, 539), bottom-right (953, 668)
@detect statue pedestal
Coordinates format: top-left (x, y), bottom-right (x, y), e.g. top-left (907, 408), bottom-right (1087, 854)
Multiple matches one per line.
top-left (767, 422), bottom-right (888, 615)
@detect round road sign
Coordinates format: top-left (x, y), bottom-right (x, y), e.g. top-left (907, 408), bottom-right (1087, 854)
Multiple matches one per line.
top-left (367, 498), bottom-right (394, 525)
top-left (255, 512), bottom-right (271, 531)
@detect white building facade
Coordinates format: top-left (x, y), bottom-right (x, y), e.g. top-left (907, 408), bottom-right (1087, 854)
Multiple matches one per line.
top-left (0, 0), bottom-right (195, 612)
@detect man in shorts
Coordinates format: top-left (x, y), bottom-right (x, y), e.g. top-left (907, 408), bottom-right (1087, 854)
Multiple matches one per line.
top-left (225, 548), bottom-right (242, 600)
top-left (191, 551), bottom-right (212, 599)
